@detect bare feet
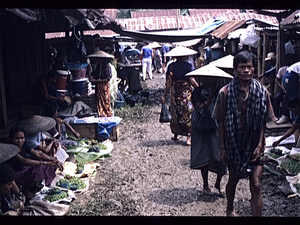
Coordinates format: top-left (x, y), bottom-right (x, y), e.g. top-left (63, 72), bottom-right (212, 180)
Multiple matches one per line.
top-left (186, 136), bottom-right (191, 146)
top-left (226, 210), bottom-right (237, 217)
top-left (214, 184), bottom-right (225, 198)
top-left (203, 187), bottom-right (211, 195)
top-left (171, 134), bottom-right (179, 141)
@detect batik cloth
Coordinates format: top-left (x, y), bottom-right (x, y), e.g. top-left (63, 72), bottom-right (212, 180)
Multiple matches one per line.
top-left (95, 82), bottom-right (112, 117)
top-left (170, 80), bottom-right (194, 136)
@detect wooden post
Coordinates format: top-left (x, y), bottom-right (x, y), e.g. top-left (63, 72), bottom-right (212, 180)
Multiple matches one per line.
top-left (257, 31), bottom-right (262, 78)
top-left (261, 33), bottom-right (268, 85)
top-left (0, 33), bottom-right (8, 130)
top-left (65, 24), bottom-right (70, 63)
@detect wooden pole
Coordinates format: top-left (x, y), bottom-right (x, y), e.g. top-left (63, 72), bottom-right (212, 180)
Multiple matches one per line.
top-left (257, 31), bottom-right (262, 78)
top-left (0, 33), bottom-right (8, 129)
top-left (261, 33), bottom-right (268, 85)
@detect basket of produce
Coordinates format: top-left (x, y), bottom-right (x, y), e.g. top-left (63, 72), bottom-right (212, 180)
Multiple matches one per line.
top-left (76, 162), bottom-right (85, 174)
top-left (69, 183), bottom-right (78, 191)
top-left (56, 176), bottom-right (87, 191)
top-left (57, 178), bottom-right (69, 188)
top-left (50, 187), bottom-right (62, 195)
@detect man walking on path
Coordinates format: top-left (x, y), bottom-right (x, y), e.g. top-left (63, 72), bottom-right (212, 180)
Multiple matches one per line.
top-left (212, 50), bottom-right (276, 216)
top-left (140, 42), bottom-right (154, 81)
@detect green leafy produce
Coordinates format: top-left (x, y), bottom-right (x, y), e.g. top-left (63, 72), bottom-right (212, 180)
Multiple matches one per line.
top-left (270, 148), bottom-right (283, 155)
top-left (280, 159), bottom-right (300, 174)
top-left (288, 154), bottom-right (300, 161)
top-left (44, 191), bottom-right (68, 202)
top-left (56, 177), bottom-right (86, 190)
top-left (68, 134), bottom-right (81, 141)
top-left (68, 177), bottom-right (87, 190)
top-left (294, 183), bottom-right (300, 194)
top-left (266, 152), bottom-right (282, 159)
top-left (75, 152), bottom-right (104, 164)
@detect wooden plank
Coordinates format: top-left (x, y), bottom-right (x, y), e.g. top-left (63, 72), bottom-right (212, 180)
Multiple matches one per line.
top-left (66, 123), bottom-right (119, 141)
top-left (266, 120), bottom-right (292, 130)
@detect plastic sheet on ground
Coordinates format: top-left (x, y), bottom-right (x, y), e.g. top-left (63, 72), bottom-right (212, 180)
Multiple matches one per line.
top-left (22, 200), bottom-right (70, 216)
top-left (265, 134), bottom-right (295, 147)
top-left (29, 184), bottom-right (76, 205)
top-left (286, 173), bottom-right (300, 197)
top-left (58, 161), bottom-right (100, 179)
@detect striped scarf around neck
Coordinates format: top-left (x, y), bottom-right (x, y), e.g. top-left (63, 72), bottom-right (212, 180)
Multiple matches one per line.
top-left (225, 76), bottom-right (267, 178)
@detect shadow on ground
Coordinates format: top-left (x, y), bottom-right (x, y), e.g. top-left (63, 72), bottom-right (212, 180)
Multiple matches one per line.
top-left (147, 187), bottom-right (219, 207)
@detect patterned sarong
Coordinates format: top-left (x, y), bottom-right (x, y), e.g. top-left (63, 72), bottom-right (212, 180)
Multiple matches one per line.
top-left (170, 80), bottom-right (193, 136)
top-left (95, 82), bottom-right (112, 117)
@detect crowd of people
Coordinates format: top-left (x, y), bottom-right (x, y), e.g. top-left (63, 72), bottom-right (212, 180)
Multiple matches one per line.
top-left (158, 43), bottom-right (299, 217)
top-left (1, 38), bottom-right (300, 216)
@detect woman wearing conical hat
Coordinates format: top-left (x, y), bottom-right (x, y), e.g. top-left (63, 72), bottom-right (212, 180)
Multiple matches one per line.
top-left (87, 50), bottom-right (114, 117)
top-left (5, 126), bottom-right (63, 201)
top-left (161, 46), bottom-right (199, 146)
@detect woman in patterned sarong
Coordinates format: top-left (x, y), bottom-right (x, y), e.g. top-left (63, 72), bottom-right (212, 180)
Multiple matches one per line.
top-left (161, 55), bottom-right (199, 145)
top-left (88, 50), bottom-right (114, 117)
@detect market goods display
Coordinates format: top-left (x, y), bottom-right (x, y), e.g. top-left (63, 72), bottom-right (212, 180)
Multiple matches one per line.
top-left (66, 137), bottom-right (112, 163)
top-left (294, 183), bottom-right (300, 194)
top-left (288, 154), bottom-right (300, 161)
top-left (279, 159), bottom-right (300, 175)
top-left (57, 176), bottom-right (87, 190)
top-left (44, 190), bottom-right (68, 202)
top-left (266, 148), bottom-right (284, 159)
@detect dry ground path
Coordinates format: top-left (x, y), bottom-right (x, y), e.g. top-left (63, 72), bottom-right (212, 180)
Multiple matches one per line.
top-left (67, 71), bottom-right (299, 218)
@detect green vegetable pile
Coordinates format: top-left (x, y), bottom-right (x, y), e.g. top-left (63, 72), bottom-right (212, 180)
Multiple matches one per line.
top-left (288, 154), bottom-right (300, 161)
top-left (44, 191), bottom-right (68, 202)
top-left (294, 183), bottom-right (300, 194)
top-left (68, 177), bottom-right (86, 190)
top-left (266, 148), bottom-right (283, 159)
top-left (280, 159), bottom-right (300, 174)
top-left (56, 176), bottom-right (86, 190)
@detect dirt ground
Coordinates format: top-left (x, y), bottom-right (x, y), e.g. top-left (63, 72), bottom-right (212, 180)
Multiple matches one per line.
top-left (66, 70), bottom-right (299, 217)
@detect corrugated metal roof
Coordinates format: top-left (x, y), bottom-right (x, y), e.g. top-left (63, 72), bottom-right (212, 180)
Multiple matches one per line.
top-left (46, 9), bottom-right (280, 38)
top-left (210, 20), bottom-right (246, 39)
top-left (280, 10), bottom-right (300, 26)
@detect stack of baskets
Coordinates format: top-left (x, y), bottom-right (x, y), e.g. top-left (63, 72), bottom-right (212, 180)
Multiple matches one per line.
top-left (65, 63), bottom-right (88, 96)
top-left (55, 70), bottom-right (70, 100)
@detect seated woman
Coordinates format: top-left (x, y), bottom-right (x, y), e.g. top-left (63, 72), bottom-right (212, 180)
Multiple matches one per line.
top-left (17, 115), bottom-right (60, 157)
top-left (6, 126), bottom-right (63, 200)
top-left (44, 102), bottom-right (80, 148)
top-left (25, 132), bottom-right (60, 157)
top-left (30, 69), bottom-right (69, 111)
top-left (0, 163), bottom-right (25, 216)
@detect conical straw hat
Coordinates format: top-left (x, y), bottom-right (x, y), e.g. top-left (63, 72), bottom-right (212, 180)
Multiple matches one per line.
top-left (185, 64), bottom-right (233, 79)
top-left (17, 115), bottom-right (56, 134)
top-left (149, 42), bottom-right (161, 48)
top-left (209, 54), bottom-right (234, 69)
top-left (86, 50), bottom-right (114, 59)
top-left (0, 143), bottom-right (19, 164)
top-left (165, 46), bottom-right (197, 57)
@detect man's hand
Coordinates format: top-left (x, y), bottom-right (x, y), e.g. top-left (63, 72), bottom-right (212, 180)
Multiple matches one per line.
top-left (251, 146), bottom-right (262, 162)
top-left (219, 149), bottom-right (228, 165)
top-left (272, 140), bottom-right (280, 148)
top-left (161, 96), bottom-right (166, 104)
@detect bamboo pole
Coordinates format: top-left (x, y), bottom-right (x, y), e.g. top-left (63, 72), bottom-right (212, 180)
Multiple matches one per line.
top-left (261, 33), bottom-right (268, 85)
